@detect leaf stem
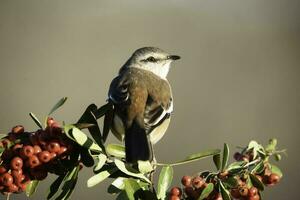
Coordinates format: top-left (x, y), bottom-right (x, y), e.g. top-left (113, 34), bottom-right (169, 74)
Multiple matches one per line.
top-left (6, 193), bottom-right (10, 200)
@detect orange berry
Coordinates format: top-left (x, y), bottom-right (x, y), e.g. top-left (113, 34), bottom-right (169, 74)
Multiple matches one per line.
top-left (12, 125), bottom-right (24, 135)
top-left (21, 145), bottom-right (34, 158)
top-left (26, 155), bottom-right (40, 168)
top-left (2, 173), bottom-right (13, 186)
top-left (38, 151), bottom-right (51, 163)
top-left (170, 187), bottom-right (182, 196)
top-left (181, 175), bottom-right (192, 187)
top-left (47, 142), bottom-right (60, 153)
top-left (10, 157), bottom-right (23, 170)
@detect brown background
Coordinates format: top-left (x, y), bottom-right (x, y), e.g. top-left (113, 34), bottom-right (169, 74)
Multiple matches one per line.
top-left (0, 0), bottom-right (299, 199)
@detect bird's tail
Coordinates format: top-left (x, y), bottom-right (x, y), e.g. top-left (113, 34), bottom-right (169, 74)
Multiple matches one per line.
top-left (125, 120), bottom-right (153, 163)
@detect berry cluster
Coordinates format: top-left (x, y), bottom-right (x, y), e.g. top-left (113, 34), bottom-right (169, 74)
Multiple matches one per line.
top-left (0, 118), bottom-right (75, 195)
top-left (169, 141), bottom-right (283, 200)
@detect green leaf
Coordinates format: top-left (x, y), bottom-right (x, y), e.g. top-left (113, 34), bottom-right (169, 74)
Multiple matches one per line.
top-left (170, 149), bottom-right (221, 166)
top-left (94, 102), bottom-right (111, 119)
top-left (198, 183), bottom-right (214, 200)
top-left (64, 125), bottom-right (102, 152)
top-left (213, 153), bottom-right (221, 171)
top-left (222, 177), bottom-right (238, 188)
top-left (106, 143), bottom-right (126, 158)
top-left (94, 153), bottom-right (107, 172)
top-left (54, 165), bottom-right (80, 200)
top-left (124, 178), bottom-right (142, 200)
top-left (114, 159), bottom-right (151, 183)
top-left (87, 167), bottom-right (118, 187)
top-left (77, 104), bottom-right (103, 147)
top-left (265, 138), bottom-right (277, 153)
top-left (247, 140), bottom-right (265, 159)
top-left (138, 161), bottom-right (153, 174)
top-left (219, 181), bottom-right (231, 200)
top-left (270, 164), bottom-right (283, 178)
top-left (157, 165), bottom-right (173, 200)
top-left (111, 177), bottom-right (126, 190)
top-left (47, 174), bottom-right (66, 199)
top-left (274, 153), bottom-right (282, 161)
top-left (29, 112), bottom-right (43, 129)
top-left (251, 160), bottom-right (265, 174)
top-left (49, 97), bottom-right (68, 115)
top-left (103, 103), bottom-right (114, 142)
top-left (26, 180), bottom-right (39, 197)
top-left (221, 143), bottom-right (229, 171)
top-left (250, 173), bottom-right (264, 191)
top-left (80, 148), bottom-right (95, 167)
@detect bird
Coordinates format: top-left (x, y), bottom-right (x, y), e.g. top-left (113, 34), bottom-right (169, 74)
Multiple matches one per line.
top-left (108, 47), bottom-right (180, 163)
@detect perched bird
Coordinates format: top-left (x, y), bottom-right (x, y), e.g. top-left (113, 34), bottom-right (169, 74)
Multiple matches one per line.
top-left (108, 47), bottom-right (180, 162)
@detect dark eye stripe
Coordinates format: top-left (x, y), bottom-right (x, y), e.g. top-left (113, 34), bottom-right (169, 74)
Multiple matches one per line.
top-left (147, 56), bottom-right (156, 62)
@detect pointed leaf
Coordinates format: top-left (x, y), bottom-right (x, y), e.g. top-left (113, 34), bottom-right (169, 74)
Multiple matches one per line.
top-left (138, 161), bottom-right (153, 174)
top-left (251, 160), bottom-right (265, 174)
top-left (49, 97), bottom-right (68, 115)
top-left (265, 138), bottom-right (277, 153)
top-left (26, 180), bottom-right (39, 197)
top-left (106, 143), bottom-right (125, 158)
top-left (223, 177), bottom-right (238, 188)
top-left (111, 177), bottom-right (126, 190)
top-left (103, 103), bottom-right (114, 142)
top-left (219, 181), bottom-right (231, 200)
top-left (54, 165), bottom-right (80, 200)
top-left (124, 178), bottom-right (142, 200)
top-left (47, 174), bottom-right (66, 200)
top-left (250, 173), bottom-right (264, 191)
top-left (29, 112), bottom-right (43, 129)
top-left (270, 164), bottom-right (283, 178)
top-left (221, 143), bottom-right (229, 171)
top-left (80, 148), bottom-right (95, 167)
top-left (170, 149), bottom-right (221, 166)
top-left (114, 159), bottom-right (151, 183)
top-left (77, 104), bottom-right (103, 147)
top-left (94, 154), bottom-right (107, 172)
top-left (199, 183), bottom-right (214, 199)
top-left (87, 167), bottom-right (118, 187)
top-left (64, 125), bottom-right (102, 152)
top-left (157, 165), bottom-right (173, 200)
top-left (94, 102), bottom-right (111, 119)
top-left (213, 153), bottom-right (221, 171)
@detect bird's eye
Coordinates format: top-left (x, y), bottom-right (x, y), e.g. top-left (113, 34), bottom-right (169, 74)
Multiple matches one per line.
top-left (146, 56), bottom-right (156, 62)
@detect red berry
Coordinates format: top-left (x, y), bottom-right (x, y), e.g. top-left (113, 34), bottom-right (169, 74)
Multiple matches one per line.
top-left (170, 187), bottom-right (182, 196)
top-left (184, 186), bottom-right (198, 199)
top-left (21, 145), bottom-right (34, 158)
top-left (38, 151), bottom-right (51, 163)
top-left (169, 195), bottom-right (180, 200)
top-left (33, 145), bottom-right (42, 154)
top-left (181, 175), bottom-right (192, 187)
top-left (27, 155), bottom-right (40, 168)
top-left (18, 182), bottom-right (27, 191)
top-left (233, 152), bottom-right (242, 161)
top-left (29, 133), bottom-right (39, 145)
top-left (47, 142), bottom-right (60, 153)
top-left (12, 125), bottom-right (24, 135)
top-left (214, 193), bottom-right (223, 200)
top-left (10, 157), bottom-right (23, 170)
top-left (230, 188), bottom-right (241, 198)
top-left (239, 186), bottom-right (249, 196)
top-left (268, 173), bottom-right (280, 185)
top-left (192, 176), bottom-right (205, 189)
top-left (12, 143), bottom-right (23, 153)
top-left (58, 146), bottom-right (68, 155)
top-left (248, 194), bottom-right (260, 200)
top-left (1, 139), bottom-right (10, 148)
top-left (2, 173), bottom-right (13, 186)
top-left (248, 187), bottom-right (258, 197)
top-left (8, 183), bottom-right (19, 193)
top-left (12, 170), bottom-right (24, 183)
top-left (0, 166), bottom-right (7, 174)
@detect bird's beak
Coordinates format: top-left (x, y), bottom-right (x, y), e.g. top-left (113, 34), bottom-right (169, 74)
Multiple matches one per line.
top-left (167, 55), bottom-right (181, 61)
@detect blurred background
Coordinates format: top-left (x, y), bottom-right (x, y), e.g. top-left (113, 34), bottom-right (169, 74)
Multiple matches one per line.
top-left (0, 0), bottom-right (299, 199)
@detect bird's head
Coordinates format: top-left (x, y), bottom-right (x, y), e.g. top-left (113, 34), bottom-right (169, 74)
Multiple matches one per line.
top-left (125, 47), bottom-right (180, 79)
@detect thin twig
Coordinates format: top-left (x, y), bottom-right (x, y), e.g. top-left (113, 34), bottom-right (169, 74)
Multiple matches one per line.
top-left (6, 193), bottom-right (10, 200)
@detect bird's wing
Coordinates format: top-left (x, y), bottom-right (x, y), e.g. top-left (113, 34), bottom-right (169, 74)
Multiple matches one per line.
top-left (143, 90), bottom-right (173, 136)
top-left (108, 75), bottom-right (130, 105)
